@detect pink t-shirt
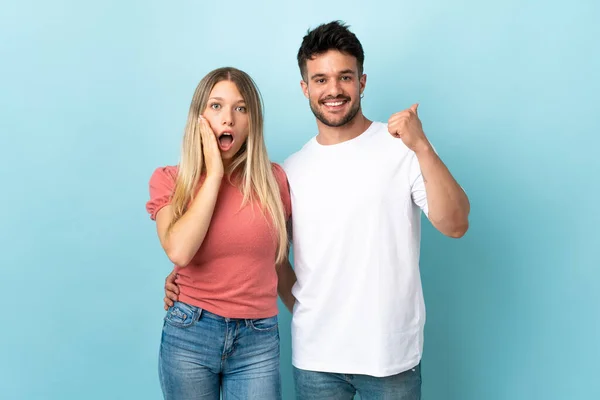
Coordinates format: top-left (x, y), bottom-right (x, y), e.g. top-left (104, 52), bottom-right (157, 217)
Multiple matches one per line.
top-left (146, 163), bottom-right (292, 319)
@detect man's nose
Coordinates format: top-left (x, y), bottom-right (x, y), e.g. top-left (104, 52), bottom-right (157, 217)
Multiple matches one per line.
top-left (326, 79), bottom-right (343, 97)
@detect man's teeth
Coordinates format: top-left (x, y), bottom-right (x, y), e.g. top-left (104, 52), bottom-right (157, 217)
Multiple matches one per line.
top-left (324, 101), bottom-right (345, 106)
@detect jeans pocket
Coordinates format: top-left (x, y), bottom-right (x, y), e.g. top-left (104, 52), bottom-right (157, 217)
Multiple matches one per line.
top-left (164, 301), bottom-right (201, 329)
top-left (248, 315), bottom-right (279, 332)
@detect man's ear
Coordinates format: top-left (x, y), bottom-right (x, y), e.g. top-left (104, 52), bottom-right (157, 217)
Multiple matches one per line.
top-left (359, 73), bottom-right (367, 96)
top-left (301, 80), bottom-right (309, 99)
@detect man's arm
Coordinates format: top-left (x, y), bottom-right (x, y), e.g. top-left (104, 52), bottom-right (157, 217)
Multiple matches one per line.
top-left (163, 270), bottom-right (179, 310)
top-left (415, 146), bottom-right (470, 238)
top-left (276, 258), bottom-right (297, 313)
top-left (277, 218), bottom-right (296, 313)
top-left (388, 103), bottom-right (470, 238)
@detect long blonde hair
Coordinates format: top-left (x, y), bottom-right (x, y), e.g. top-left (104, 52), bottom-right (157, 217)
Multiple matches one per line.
top-left (170, 67), bottom-right (288, 263)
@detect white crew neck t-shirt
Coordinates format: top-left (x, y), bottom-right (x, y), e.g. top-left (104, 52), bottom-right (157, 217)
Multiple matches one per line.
top-left (283, 121), bottom-right (429, 377)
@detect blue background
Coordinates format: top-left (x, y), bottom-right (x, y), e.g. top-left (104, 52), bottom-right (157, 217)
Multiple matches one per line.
top-left (1, 1), bottom-right (598, 399)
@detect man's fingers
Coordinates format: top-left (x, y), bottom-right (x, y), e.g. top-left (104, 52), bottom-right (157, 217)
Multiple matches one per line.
top-left (164, 296), bottom-right (174, 308)
top-left (165, 280), bottom-right (179, 294)
top-left (389, 112), bottom-right (411, 123)
top-left (165, 288), bottom-right (178, 301)
top-left (165, 270), bottom-right (175, 281)
top-left (165, 270), bottom-right (177, 283)
top-left (390, 111), bottom-right (409, 120)
top-left (164, 272), bottom-right (178, 294)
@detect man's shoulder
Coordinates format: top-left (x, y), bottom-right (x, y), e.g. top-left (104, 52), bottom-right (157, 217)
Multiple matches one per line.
top-left (370, 120), bottom-right (391, 137)
top-left (363, 121), bottom-right (394, 144)
top-left (370, 121), bottom-right (414, 152)
top-left (282, 138), bottom-right (315, 172)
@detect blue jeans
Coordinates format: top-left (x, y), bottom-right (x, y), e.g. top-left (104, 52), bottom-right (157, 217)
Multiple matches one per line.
top-left (159, 301), bottom-right (281, 399)
top-left (293, 363), bottom-right (421, 400)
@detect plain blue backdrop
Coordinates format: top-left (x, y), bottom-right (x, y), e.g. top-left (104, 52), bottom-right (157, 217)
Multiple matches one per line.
top-left (1, 1), bottom-right (598, 399)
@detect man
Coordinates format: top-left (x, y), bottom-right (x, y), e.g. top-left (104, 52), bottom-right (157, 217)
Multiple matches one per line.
top-left (164, 21), bottom-right (469, 399)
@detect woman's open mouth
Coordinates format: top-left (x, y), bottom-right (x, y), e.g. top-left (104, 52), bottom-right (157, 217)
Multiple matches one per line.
top-left (217, 131), bottom-right (235, 152)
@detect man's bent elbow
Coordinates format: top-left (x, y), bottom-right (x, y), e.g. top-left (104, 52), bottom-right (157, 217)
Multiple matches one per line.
top-left (447, 220), bottom-right (469, 238)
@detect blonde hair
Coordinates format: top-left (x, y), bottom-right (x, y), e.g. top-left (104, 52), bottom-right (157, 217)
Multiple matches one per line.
top-left (170, 67), bottom-right (288, 263)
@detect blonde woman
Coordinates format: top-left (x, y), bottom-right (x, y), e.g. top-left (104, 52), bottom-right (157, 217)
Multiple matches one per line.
top-left (146, 67), bottom-right (293, 400)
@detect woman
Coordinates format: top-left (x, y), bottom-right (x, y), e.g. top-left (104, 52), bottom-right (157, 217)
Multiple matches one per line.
top-left (146, 67), bottom-right (291, 399)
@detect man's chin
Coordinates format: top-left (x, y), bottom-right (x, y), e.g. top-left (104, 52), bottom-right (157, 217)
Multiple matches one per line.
top-left (316, 112), bottom-right (358, 128)
top-left (320, 119), bottom-right (347, 128)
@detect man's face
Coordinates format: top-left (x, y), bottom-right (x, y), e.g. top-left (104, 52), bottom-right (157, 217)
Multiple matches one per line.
top-left (301, 50), bottom-right (366, 128)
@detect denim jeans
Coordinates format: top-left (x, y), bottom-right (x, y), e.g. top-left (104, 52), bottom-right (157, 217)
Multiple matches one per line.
top-left (293, 363), bottom-right (421, 400)
top-left (159, 301), bottom-right (281, 400)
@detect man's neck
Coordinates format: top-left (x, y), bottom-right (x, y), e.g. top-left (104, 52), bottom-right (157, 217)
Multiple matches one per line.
top-left (315, 112), bottom-right (372, 146)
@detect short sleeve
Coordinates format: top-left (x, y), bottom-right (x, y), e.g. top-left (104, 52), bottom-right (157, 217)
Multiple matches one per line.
top-left (408, 153), bottom-right (429, 216)
top-left (146, 166), bottom-right (178, 220)
top-left (272, 163), bottom-right (292, 219)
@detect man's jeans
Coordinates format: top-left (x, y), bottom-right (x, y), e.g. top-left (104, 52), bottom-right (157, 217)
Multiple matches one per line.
top-left (294, 363), bottom-right (421, 400)
top-left (159, 301), bottom-right (281, 399)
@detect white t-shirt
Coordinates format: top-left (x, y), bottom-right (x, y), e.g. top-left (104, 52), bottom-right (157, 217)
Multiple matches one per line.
top-left (283, 121), bottom-right (429, 377)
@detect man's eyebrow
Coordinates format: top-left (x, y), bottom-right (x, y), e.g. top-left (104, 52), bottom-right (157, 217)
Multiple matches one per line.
top-left (310, 70), bottom-right (356, 80)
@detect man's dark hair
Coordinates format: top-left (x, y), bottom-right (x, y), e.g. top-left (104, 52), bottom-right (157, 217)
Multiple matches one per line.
top-left (297, 20), bottom-right (365, 81)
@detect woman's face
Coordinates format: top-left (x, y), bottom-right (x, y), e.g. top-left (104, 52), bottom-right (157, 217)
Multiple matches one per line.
top-left (202, 80), bottom-right (250, 161)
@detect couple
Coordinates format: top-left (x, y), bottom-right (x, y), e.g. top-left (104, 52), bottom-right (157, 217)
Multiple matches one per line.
top-left (146, 21), bottom-right (470, 400)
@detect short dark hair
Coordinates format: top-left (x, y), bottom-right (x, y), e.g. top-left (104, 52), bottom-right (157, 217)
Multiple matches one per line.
top-left (297, 20), bottom-right (365, 81)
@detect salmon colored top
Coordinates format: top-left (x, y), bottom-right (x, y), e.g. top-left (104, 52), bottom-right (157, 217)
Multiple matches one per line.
top-left (146, 163), bottom-right (291, 319)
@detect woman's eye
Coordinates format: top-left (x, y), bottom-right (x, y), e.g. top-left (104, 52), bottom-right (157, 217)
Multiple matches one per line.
top-left (210, 103), bottom-right (221, 110)
top-left (236, 106), bottom-right (247, 112)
